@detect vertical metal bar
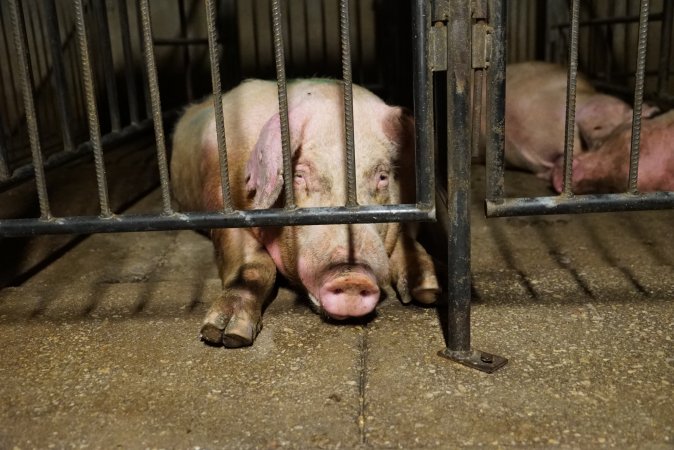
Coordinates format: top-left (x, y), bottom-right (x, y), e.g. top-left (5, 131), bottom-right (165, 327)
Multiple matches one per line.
top-left (628, 0), bottom-right (650, 194)
top-left (44, 0), bottom-right (74, 152)
top-left (92, 0), bottom-right (120, 131)
top-left (138, 0), bottom-right (172, 214)
top-left (118, 0), bottom-right (140, 124)
top-left (0, 127), bottom-right (10, 180)
top-left (0, 4), bottom-right (22, 127)
top-left (271, 0), bottom-right (296, 209)
top-left (413, 0), bottom-right (434, 208)
top-left (561, 0), bottom-right (580, 196)
top-left (136, 1), bottom-right (153, 120)
top-left (445, 0), bottom-right (472, 354)
top-left (657, 0), bottom-right (673, 95)
top-left (74, 0), bottom-right (111, 217)
top-left (9, 0), bottom-right (51, 218)
top-left (178, 0), bottom-right (193, 102)
top-left (339, 0), bottom-right (357, 206)
top-left (205, 0), bottom-right (233, 212)
top-left (486, 0), bottom-right (507, 202)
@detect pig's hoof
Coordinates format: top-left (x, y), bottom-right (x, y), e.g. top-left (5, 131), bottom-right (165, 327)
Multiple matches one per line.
top-left (412, 275), bottom-right (440, 304)
top-left (200, 323), bottom-right (225, 344)
top-left (412, 287), bottom-right (440, 304)
top-left (200, 310), bottom-right (229, 344)
top-left (222, 316), bottom-right (262, 348)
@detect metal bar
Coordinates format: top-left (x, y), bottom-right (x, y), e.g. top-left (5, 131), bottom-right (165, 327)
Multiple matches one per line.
top-left (627, 0), bottom-right (650, 194)
top-left (552, 12), bottom-right (663, 28)
top-left (0, 3), bottom-right (22, 127)
top-left (339, 0), bottom-right (357, 206)
top-left (92, 0), bottom-right (121, 131)
top-left (118, 0), bottom-right (140, 124)
top-left (561, 0), bottom-right (580, 196)
top-left (486, 0), bottom-right (506, 203)
top-left (139, 0), bottom-right (173, 215)
top-left (74, 0), bottom-right (111, 217)
top-left (205, 0), bottom-right (233, 213)
top-left (178, 0), bottom-right (193, 102)
top-left (271, 0), bottom-right (295, 209)
top-left (485, 192), bottom-right (674, 217)
top-left (0, 204), bottom-right (436, 238)
top-left (657, 1), bottom-right (673, 95)
top-left (412, 0), bottom-right (434, 208)
top-left (136, 1), bottom-right (152, 121)
top-left (8, 0), bottom-right (51, 219)
top-left (0, 111), bottom-right (177, 192)
top-left (44, 0), bottom-right (75, 152)
top-left (445, 0), bottom-right (471, 354)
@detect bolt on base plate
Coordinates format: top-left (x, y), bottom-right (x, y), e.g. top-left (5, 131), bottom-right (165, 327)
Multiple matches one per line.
top-left (438, 348), bottom-right (508, 373)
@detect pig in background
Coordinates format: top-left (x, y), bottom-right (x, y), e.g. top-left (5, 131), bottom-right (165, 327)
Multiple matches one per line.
top-left (552, 109), bottom-right (674, 194)
top-left (483, 61), bottom-right (658, 181)
top-left (170, 79), bottom-right (440, 348)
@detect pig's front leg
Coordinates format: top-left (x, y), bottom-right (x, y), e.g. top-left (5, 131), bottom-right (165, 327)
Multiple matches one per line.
top-left (200, 228), bottom-right (277, 348)
top-left (389, 232), bottom-right (440, 305)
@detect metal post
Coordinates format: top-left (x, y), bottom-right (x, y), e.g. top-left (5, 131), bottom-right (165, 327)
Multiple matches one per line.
top-left (412, 0), bottom-right (434, 208)
top-left (439, 0), bottom-right (506, 373)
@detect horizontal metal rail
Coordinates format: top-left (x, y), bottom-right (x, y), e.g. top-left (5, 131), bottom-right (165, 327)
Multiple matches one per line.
top-left (485, 192), bottom-right (674, 217)
top-left (0, 204), bottom-right (435, 237)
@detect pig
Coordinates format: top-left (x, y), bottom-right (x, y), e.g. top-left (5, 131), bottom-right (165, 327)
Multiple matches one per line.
top-left (494, 61), bottom-right (658, 180)
top-left (551, 109), bottom-right (674, 194)
top-left (170, 79), bottom-right (440, 347)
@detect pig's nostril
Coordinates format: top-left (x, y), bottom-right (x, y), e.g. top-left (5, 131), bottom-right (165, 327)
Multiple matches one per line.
top-left (360, 290), bottom-right (370, 297)
top-left (333, 288), bottom-right (344, 295)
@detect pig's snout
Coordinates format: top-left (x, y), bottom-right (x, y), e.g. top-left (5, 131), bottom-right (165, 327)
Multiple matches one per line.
top-left (318, 266), bottom-right (380, 319)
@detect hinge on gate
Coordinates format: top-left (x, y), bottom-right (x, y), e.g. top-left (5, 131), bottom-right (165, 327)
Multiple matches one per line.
top-left (471, 0), bottom-right (492, 69)
top-left (471, 22), bottom-right (492, 69)
top-left (430, 22), bottom-right (448, 72)
top-left (430, 0), bottom-right (448, 72)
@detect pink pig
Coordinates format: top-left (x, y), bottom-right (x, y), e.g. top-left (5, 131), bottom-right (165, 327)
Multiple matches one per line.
top-left (170, 79), bottom-right (439, 347)
top-left (498, 62), bottom-right (658, 179)
top-left (551, 109), bottom-right (674, 194)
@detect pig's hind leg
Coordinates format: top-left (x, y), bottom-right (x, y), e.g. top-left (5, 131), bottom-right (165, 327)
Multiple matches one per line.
top-left (389, 232), bottom-right (440, 305)
top-left (201, 228), bottom-right (277, 347)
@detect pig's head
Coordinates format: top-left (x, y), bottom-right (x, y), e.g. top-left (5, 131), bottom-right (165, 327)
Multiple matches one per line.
top-left (551, 123), bottom-right (632, 194)
top-left (246, 82), bottom-right (414, 319)
top-left (576, 94), bottom-right (633, 148)
top-left (577, 94), bottom-right (661, 149)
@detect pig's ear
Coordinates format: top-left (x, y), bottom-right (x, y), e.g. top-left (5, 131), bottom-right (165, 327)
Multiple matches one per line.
top-left (246, 109), bottom-right (306, 209)
top-left (641, 103), bottom-right (660, 119)
top-left (383, 107), bottom-right (415, 151)
top-left (383, 107), bottom-right (416, 203)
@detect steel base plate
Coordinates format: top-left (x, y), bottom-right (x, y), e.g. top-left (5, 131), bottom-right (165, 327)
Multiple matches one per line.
top-left (438, 348), bottom-right (508, 373)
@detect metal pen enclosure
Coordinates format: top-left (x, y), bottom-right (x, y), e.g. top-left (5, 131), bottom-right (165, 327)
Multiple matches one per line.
top-left (1, 0), bottom-right (672, 373)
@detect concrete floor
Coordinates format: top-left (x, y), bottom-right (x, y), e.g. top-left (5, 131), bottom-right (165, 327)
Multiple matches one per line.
top-left (1, 167), bottom-right (673, 449)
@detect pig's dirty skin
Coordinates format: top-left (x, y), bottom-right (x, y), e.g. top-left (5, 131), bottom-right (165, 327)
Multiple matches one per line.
top-left (551, 110), bottom-right (674, 194)
top-left (499, 62), bottom-right (658, 180)
top-left (170, 79), bottom-right (439, 347)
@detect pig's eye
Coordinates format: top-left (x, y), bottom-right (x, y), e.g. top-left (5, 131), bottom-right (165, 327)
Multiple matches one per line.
top-left (376, 171), bottom-right (389, 190)
top-left (293, 171), bottom-right (307, 189)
